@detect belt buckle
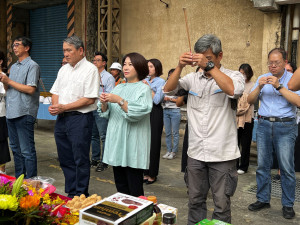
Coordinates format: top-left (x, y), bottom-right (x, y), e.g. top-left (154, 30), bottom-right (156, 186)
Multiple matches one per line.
top-left (269, 117), bottom-right (276, 122)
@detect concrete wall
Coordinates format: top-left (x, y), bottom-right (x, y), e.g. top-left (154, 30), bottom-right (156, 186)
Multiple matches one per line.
top-left (120, 0), bottom-right (282, 80)
top-left (0, 0), bottom-right (7, 55)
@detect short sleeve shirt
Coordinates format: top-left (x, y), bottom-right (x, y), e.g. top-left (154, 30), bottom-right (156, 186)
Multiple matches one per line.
top-left (6, 56), bottom-right (40, 119)
top-left (251, 70), bottom-right (300, 118)
top-left (164, 66), bottom-right (245, 162)
top-left (50, 57), bottom-right (100, 113)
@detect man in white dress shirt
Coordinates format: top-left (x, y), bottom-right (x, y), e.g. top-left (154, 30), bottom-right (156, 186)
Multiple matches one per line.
top-left (49, 35), bottom-right (99, 197)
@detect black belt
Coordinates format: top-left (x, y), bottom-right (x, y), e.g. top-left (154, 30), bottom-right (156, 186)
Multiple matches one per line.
top-left (258, 115), bottom-right (295, 122)
top-left (58, 111), bottom-right (83, 118)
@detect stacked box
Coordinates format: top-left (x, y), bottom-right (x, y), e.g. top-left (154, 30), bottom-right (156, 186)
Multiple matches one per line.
top-left (79, 193), bottom-right (153, 225)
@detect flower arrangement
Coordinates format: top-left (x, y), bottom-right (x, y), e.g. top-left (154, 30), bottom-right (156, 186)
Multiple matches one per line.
top-left (0, 174), bottom-right (79, 225)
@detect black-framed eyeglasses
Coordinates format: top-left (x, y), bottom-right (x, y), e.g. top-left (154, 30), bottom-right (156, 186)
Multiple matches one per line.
top-left (11, 43), bottom-right (23, 48)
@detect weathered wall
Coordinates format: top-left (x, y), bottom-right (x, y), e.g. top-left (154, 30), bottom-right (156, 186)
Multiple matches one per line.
top-left (0, 1), bottom-right (7, 55)
top-left (120, 0), bottom-right (281, 80)
top-left (261, 13), bottom-right (282, 75)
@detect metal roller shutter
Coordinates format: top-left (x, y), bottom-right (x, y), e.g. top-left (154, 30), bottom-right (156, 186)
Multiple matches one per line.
top-left (30, 4), bottom-right (67, 94)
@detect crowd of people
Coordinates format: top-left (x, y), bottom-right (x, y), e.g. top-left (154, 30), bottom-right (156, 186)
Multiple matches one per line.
top-left (0, 34), bottom-right (300, 224)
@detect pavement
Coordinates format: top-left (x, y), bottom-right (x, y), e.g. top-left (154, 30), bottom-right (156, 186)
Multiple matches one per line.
top-left (4, 119), bottom-right (300, 225)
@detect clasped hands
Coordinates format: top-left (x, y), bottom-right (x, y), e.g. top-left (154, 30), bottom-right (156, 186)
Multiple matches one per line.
top-left (100, 93), bottom-right (121, 105)
top-left (0, 72), bottom-right (10, 84)
top-left (48, 104), bottom-right (65, 116)
top-left (258, 76), bottom-right (280, 89)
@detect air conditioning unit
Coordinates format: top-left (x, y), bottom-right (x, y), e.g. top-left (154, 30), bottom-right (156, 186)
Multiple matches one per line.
top-left (252, 0), bottom-right (280, 12)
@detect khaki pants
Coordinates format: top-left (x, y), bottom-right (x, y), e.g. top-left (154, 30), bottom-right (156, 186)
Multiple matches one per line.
top-left (185, 157), bottom-right (238, 224)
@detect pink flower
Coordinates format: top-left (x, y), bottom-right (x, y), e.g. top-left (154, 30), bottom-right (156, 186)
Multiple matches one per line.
top-left (28, 190), bottom-right (34, 196)
top-left (0, 176), bottom-right (11, 187)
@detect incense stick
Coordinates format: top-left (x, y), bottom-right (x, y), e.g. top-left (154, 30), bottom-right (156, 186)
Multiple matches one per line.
top-left (183, 8), bottom-right (192, 53)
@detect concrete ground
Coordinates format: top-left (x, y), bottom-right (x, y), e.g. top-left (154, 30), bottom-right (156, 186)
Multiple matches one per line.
top-left (4, 119), bottom-right (300, 225)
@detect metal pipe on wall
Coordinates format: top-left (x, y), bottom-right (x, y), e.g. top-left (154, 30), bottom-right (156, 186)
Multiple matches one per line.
top-left (284, 4), bottom-right (291, 52)
top-left (291, 4), bottom-right (300, 66)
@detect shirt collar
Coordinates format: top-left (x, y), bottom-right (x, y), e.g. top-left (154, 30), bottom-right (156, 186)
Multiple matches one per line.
top-left (17, 56), bottom-right (31, 65)
top-left (73, 57), bottom-right (86, 69)
top-left (100, 69), bottom-right (107, 77)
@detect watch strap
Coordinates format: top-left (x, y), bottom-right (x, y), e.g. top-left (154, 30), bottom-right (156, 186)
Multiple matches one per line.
top-left (276, 84), bottom-right (283, 91)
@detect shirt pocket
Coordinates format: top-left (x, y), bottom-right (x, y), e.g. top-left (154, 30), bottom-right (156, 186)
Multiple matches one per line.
top-left (71, 80), bottom-right (84, 98)
top-left (209, 87), bottom-right (226, 107)
top-left (189, 89), bottom-right (203, 109)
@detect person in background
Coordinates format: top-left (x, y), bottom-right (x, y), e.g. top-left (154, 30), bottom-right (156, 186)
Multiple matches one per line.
top-left (91, 52), bottom-right (115, 172)
top-left (162, 68), bottom-right (181, 160)
top-left (285, 61), bottom-right (296, 74)
top-left (0, 36), bottom-right (40, 179)
top-left (49, 35), bottom-right (99, 197)
top-left (248, 48), bottom-right (300, 219)
top-left (99, 52), bottom-right (152, 196)
top-left (0, 51), bottom-right (11, 174)
top-left (143, 58), bottom-right (165, 184)
top-left (236, 64), bottom-right (255, 175)
top-left (110, 62), bottom-right (125, 86)
top-left (61, 56), bottom-right (68, 66)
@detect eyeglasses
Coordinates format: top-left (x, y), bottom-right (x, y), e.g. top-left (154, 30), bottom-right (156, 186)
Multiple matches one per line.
top-left (11, 43), bottom-right (23, 48)
top-left (61, 62), bottom-right (68, 66)
top-left (267, 61), bottom-right (282, 67)
top-left (92, 59), bottom-right (103, 63)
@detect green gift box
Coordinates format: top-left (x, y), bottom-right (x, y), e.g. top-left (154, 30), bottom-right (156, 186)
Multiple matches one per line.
top-left (196, 219), bottom-right (231, 225)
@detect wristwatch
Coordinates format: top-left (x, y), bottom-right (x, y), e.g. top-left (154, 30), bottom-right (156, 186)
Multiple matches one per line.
top-left (204, 61), bottom-right (215, 72)
top-left (118, 99), bottom-right (125, 106)
top-left (276, 83), bottom-right (283, 91)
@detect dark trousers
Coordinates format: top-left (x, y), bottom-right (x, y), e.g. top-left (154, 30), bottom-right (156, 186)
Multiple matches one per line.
top-left (54, 112), bottom-right (93, 197)
top-left (113, 166), bottom-right (144, 197)
top-left (237, 120), bottom-right (254, 172)
top-left (185, 157), bottom-right (237, 224)
top-left (181, 122), bottom-right (188, 172)
top-left (144, 104), bottom-right (163, 177)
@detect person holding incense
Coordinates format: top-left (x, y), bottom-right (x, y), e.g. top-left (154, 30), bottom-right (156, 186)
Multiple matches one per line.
top-left (164, 34), bottom-right (244, 224)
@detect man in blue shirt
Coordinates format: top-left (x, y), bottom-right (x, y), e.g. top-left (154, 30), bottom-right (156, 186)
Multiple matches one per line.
top-left (248, 48), bottom-right (300, 219)
top-left (91, 52), bottom-right (115, 172)
top-left (0, 36), bottom-right (40, 179)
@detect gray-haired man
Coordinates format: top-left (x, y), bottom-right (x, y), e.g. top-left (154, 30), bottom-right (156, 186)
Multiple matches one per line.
top-left (164, 34), bottom-right (244, 224)
top-left (49, 35), bottom-right (100, 197)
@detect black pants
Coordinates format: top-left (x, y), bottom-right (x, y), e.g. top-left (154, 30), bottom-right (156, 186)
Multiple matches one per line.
top-left (113, 166), bottom-right (144, 197)
top-left (0, 116), bottom-right (10, 165)
top-left (237, 120), bottom-right (254, 172)
top-left (181, 122), bottom-right (188, 172)
top-left (55, 112), bottom-right (93, 197)
top-left (144, 104), bottom-right (163, 177)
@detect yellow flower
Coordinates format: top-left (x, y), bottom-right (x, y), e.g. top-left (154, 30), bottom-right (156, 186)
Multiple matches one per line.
top-left (0, 194), bottom-right (19, 211)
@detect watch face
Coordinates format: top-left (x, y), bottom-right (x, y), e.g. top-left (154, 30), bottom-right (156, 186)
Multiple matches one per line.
top-left (205, 61), bottom-right (214, 72)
